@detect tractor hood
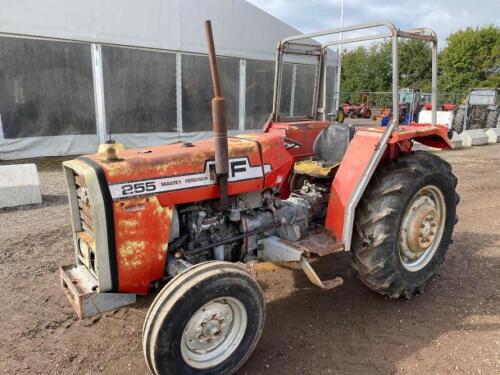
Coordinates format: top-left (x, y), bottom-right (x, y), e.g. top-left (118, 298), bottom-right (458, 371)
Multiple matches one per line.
top-left (64, 133), bottom-right (292, 204)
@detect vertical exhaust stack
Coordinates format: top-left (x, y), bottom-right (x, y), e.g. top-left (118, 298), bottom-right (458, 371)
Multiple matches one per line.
top-left (205, 20), bottom-right (229, 208)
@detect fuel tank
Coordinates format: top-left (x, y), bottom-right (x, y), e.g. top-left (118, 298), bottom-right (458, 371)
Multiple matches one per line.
top-left (80, 132), bottom-right (294, 207)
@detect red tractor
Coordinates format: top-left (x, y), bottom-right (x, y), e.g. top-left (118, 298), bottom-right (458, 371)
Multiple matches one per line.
top-left (60, 21), bottom-right (458, 375)
top-left (342, 93), bottom-right (372, 119)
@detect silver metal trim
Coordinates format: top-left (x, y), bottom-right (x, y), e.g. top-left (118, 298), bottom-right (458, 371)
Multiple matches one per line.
top-left (0, 114), bottom-right (4, 140)
top-left (91, 43), bottom-right (107, 144)
top-left (290, 65), bottom-right (297, 116)
top-left (63, 161), bottom-right (113, 292)
top-left (239, 59), bottom-right (246, 131)
top-left (176, 53), bottom-right (183, 133)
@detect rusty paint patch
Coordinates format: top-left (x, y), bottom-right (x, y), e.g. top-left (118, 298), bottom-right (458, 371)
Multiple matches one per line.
top-left (119, 219), bottom-right (139, 229)
top-left (119, 241), bottom-right (146, 269)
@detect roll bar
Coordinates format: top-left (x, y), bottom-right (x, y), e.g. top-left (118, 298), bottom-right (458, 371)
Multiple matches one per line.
top-left (271, 20), bottom-right (438, 129)
top-left (270, 21), bottom-right (439, 251)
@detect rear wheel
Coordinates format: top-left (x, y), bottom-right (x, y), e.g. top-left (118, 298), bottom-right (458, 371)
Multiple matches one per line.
top-left (143, 262), bottom-right (265, 375)
top-left (351, 152), bottom-right (459, 298)
top-left (486, 108), bottom-right (499, 129)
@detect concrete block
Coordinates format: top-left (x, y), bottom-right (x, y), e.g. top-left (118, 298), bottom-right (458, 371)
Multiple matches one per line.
top-left (0, 164), bottom-right (42, 208)
top-left (418, 110), bottom-right (453, 129)
top-left (449, 132), bottom-right (463, 149)
top-left (485, 128), bottom-right (500, 143)
top-left (459, 129), bottom-right (489, 147)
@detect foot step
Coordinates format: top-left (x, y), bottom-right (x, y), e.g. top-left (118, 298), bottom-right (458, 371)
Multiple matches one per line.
top-left (295, 229), bottom-right (344, 257)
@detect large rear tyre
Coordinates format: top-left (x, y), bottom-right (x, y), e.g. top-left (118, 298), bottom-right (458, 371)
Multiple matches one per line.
top-left (486, 108), bottom-right (499, 129)
top-left (143, 262), bottom-right (265, 375)
top-left (351, 152), bottom-right (459, 299)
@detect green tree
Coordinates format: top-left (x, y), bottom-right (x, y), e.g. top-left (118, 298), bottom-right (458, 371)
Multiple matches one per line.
top-left (340, 39), bottom-right (432, 101)
top-left (399, 39), bottom-right (432, 90)
top-left (439, 25), bottom-right (500, 92)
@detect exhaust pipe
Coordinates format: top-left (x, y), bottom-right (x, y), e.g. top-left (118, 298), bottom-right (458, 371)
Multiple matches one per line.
top-left (204, 20), bottom-right (229, 208)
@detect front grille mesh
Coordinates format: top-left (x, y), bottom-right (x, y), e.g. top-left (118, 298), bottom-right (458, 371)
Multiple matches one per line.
top-left (73, 172), bottom-right (97, 275)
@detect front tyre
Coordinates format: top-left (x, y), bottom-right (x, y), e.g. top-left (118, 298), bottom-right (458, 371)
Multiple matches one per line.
top-left (351, 152), bottom-right (459, 299)
top-left (143, 262), bottom-right (265, 375)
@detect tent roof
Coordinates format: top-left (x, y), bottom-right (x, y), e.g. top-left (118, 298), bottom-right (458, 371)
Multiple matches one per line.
top-left (0, 0), bottom-right (312, 61)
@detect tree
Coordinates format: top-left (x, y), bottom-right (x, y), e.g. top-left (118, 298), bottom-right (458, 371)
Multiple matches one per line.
top-left (340, 38), bottom-right (432, 100)
top-left (399, 39), bottom-right (432, 90)
top-left (439, 25), bottom-right (500, 92)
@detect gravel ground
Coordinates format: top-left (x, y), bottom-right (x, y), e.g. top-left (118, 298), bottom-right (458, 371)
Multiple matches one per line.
top-left (0, 144), bottom-right (499, 374)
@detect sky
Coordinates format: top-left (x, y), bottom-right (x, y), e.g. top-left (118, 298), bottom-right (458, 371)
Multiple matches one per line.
top-left (247, 0), bottom-right (500, 49)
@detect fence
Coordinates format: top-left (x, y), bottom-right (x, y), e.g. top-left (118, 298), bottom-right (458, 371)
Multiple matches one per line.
top-left (339, 91), bottom-right (467, 108)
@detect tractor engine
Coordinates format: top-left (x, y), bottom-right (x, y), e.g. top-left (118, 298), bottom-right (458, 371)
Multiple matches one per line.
top-left (168, 181), bottom-right (330, 268)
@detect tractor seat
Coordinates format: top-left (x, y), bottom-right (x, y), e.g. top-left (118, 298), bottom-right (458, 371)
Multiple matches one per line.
top-left (294, 123), bottom-right (353, 178)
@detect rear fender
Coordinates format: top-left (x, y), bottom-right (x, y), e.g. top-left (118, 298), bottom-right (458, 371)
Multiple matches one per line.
top-left (324, 125), bottom-right (451, 250)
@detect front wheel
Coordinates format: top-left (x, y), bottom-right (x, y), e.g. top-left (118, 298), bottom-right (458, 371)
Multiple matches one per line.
top-left (143, 262), bottom-right (265, 375)
top-left (351, 152), bottom-right (459, 299)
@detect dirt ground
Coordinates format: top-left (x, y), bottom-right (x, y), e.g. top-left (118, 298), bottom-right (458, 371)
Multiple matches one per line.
top-left (1, 144), bottom-right (499, 375)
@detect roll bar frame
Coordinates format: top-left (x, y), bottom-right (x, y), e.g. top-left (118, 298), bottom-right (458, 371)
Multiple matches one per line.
top-left (271, 20), bottom-right (438, 131)
top-left (270, 21), bottom-right (439, 251)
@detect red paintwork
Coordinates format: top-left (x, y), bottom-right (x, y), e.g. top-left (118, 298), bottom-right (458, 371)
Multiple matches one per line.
top-left (324, 124), bottom-right (452, 242)
top-left (325, 130), bottom-right (383, 240)
top-left (82, 120), bottom-right (451, 293)
top-left (424, 102), bottom-right (456, 111)
top-left (113, 198), bottom-right (172, 294)
top-left (85, 132), bottom-right (296, 293)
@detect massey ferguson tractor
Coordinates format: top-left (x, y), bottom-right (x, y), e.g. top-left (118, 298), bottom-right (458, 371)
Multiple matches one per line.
top-left (60, 21), bottom-right (458, 375)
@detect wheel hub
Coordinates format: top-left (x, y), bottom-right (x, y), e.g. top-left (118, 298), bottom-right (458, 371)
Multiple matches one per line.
top-left (399, 186), bottom-right (446, 272)
top-left (181, 297), bottom-right (247, 369)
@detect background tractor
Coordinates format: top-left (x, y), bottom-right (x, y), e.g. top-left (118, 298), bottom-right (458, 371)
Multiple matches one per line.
top-left (452, 88), bottom-right (500, 133)
top-left (342, 93), bottom-right (372, 119)
top-left (378, 88), bottom-right (424, 126)
top-left (59, 21), bottom-right (458, 375)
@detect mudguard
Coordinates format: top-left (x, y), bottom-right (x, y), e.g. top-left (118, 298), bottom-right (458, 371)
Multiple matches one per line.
top-left (325, 124), bottom-right (451, 250)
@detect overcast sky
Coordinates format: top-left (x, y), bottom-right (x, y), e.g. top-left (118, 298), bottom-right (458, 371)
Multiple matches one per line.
top-left (247, 0), bottom-right (499, 48)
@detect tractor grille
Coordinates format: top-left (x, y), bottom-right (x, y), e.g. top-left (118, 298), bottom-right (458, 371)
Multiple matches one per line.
top-left (73, 172), bottom-right (97, 276)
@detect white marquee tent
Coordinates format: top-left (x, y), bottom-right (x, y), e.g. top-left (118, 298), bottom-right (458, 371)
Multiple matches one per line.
top-left (0, 0), bottom-right (338, 159)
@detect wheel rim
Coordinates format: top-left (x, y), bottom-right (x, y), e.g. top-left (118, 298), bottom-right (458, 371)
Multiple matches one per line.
top-left (399, 185), bottom-right (446, 272)
top-left (181, 297), bottom-right (247, 369)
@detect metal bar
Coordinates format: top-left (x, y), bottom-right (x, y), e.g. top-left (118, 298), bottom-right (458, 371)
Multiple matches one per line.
top-left (431, 39), bottom-right (438, 126)
top-left (176, 53), bottom-right (183, 133)
top-left (90, 43), bottom-right (107, 143)
top-left (392, 35), bottom-right (399, 130)
top-left (334, 0), bottom-right (345, 111)
top-left (282, 20), bottom-right (398, 44)
top-left (238, 59), bottom-right (246, 131)
top-left (0, 114), bottom-right (4, 140)
top-left (311, 54), bottom-right (324, 119)
top-left (322, 32), bottom-right (392, 48)
top-left (272, 45), bottom-right (284, 121)
top-left (290, 65), bottom-right (297, 116)
top-left (397, 31), bottom-right (435, 42)
top-left (321, 50), bottom-right (328, 120)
